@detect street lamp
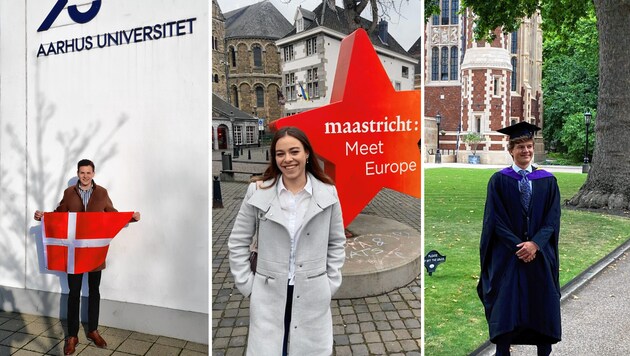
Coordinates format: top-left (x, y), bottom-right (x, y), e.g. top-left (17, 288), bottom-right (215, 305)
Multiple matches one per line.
top-left (582, 110), bottom-right (592, 173)
top-left (435, 113), bottom-right (442, 164)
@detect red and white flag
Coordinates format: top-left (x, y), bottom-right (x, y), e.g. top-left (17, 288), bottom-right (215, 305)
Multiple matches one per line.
top-left (42, 212), bottom-right (133, 274)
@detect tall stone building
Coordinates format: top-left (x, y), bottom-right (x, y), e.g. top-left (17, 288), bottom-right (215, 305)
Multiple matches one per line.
top-left (424, 2), bottom-right (544, 164)
top-left (223, 0), bottom-right (292, 123)
top-left (211, 0), bottom-right (227, 100)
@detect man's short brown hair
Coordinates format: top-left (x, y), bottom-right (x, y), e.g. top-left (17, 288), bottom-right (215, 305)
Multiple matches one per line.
top-left (507, 136), bottom-right (535, 152)
top-left (77, 159), bottom-right (95, 172)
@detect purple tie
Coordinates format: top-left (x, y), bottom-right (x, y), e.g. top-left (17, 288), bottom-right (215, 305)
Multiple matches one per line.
top-left (519, 170), bottom-right (531, 212)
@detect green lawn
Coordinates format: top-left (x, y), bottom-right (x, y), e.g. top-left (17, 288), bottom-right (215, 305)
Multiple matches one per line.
top-left (424, 168), bottom-right (630, 355)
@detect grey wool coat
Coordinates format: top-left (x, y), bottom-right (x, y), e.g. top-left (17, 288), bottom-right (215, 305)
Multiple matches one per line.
top-left (228, 173), bottom-right (346, 356)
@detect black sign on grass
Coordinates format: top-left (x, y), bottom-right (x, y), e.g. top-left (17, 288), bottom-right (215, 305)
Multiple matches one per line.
top-left (424, 250), bottom-right (446, 276)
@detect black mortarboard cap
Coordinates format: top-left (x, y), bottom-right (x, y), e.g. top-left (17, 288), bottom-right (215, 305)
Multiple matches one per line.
top-left (497, 121), bottom-right (541, 140)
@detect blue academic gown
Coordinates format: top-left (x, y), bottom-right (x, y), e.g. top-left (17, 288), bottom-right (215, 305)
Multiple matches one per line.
top-left (477, 167), bottom-right (562, 345)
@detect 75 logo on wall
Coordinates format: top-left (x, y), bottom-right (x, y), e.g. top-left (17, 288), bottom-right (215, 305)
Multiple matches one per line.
top-left (38, 0), bottom-right (101, 32)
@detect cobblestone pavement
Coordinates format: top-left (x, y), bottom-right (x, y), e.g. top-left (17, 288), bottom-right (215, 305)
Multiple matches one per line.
top-left (212, 147), bottom-right (422, 355)
top-left (0, 310), bottom-right (208, 355)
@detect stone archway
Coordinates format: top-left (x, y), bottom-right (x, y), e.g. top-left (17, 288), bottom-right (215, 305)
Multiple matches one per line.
top-left (217, 124), bottom-right (229, 149)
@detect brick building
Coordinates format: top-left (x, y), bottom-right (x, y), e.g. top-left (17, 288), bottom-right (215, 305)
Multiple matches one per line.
top-left (424, 3), bottom-right (544, 164)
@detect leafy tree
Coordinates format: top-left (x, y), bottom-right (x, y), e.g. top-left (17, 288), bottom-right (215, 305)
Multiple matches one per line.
top-left (559, 111), bottom-right (596, 162)
top-left (462, 132), bottom-right (485, 156)
top-left (429, 0), bottom-right (630, 211)
top-left (542, 6), bottom-right (598, 154)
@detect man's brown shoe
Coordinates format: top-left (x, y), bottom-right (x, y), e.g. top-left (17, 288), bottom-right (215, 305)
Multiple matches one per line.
top-left (64, 336), bottom-right (78, 355)
top-left (87, 330), bottom-right (107, 348)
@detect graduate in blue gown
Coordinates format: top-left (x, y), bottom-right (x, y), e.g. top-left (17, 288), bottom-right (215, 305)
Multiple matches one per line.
top-left (477, 122), bottom-right (561, 356)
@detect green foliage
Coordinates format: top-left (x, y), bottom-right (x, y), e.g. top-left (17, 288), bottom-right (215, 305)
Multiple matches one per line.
top-left (462, 132), bottom-right (485, 155)
top-left (424, 0), bottom-right (440, 22)
top-left (459, 0), bottom-right (591, 42)
top-left (540, 0), bottom-right (591, 36)
top-left (543, 152), bottom-right (581, 166)
top-left (462, 0), bottom-right (539, 41)
top-left (542, 4), bottom-right (598, 154)
top-left (425, 168), bottom-right (630, 355)
top-left (559, 111), bottom-right (596, 162)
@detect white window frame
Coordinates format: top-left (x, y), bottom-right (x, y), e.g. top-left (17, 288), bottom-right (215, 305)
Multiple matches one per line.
top-left (307, 67), bottom-right (319, 98)
top-left (493, 75), bottom-right (502, 97)
top-left (246, 126), bottom-right (255, 144)
top-left (285, 72), bottom-right (296, 101)
top-left (306, 37), bottom-right (317, 56)
top-left (234, 125), bottom-right (243, 145)
top-left (283, 45), bottom-right (294, 61)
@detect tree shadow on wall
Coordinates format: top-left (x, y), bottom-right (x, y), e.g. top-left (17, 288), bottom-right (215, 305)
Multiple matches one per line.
top-left (0, 92), bottom-right (129, 334)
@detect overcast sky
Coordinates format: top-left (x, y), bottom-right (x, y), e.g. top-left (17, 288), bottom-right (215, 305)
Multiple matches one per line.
top-left (216, 0), bottom-right (422, 51)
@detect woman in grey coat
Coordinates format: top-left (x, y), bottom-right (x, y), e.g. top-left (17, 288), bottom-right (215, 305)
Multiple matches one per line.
top-left (229, 126), bottom-right (346, 356)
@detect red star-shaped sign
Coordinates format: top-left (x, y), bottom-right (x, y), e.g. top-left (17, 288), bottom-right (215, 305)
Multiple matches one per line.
top-left (273, 29), bottom-right (421, 227)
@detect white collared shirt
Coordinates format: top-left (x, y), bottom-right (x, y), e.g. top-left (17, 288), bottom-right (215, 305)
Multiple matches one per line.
top-left (277, 176), bottom-right (313, 285)
top-left (512, 163), bottom-right (533, 191)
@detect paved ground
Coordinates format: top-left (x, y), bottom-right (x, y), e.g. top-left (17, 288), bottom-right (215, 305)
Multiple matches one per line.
top-left (0, 310), bottom-right (208, 355)
top-left (473, 240), bottom-right (630, 356)
top-left (211, 147), bottom-right (422, 355)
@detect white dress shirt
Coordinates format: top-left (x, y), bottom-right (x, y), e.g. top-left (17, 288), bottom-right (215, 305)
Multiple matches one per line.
top-left (277, 176), bottom-right (313, 285)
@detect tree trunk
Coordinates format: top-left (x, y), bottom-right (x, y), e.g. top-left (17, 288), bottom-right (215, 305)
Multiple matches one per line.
top-left (343, 0), bottom-right (372, 31)
top-left (568, 0), bottom-right (630, 209)
top-left (368, 0), bottom-right (378, 33)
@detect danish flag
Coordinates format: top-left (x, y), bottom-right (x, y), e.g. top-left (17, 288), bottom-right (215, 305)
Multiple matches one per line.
top-left (42, 212), bottom-right (133, 274)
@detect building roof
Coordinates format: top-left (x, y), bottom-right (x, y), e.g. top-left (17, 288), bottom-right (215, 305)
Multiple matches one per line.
top-left (212, 0), bottom-right (225, 22)
top-left (298, 7), bottom-right (316, 22)
top-left (408, 36), bottom-right (422, 74)
top-left (224, 0), bottom-right (293, 40)
top-left (282, 2), bottom-right (409, 57)
top-left (212, 94), bottom-right (256, 121)
top-left (408, 36), bottom-right (421, 57)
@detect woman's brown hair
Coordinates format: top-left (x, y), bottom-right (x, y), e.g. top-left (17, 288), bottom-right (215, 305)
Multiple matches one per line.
top-left (253, 126), bottom-right (334, 187)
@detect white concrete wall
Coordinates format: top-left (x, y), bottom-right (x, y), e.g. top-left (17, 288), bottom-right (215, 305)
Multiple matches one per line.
top-left (322, 36), bottom-right (342, 102)
top-left (1, 0), bottom-right (209, 344)
top-left (379, 54), bottom-right (416, 91)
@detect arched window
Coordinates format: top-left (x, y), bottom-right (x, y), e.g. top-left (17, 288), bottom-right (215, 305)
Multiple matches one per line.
top-left (253, 46), bottom-right (262, 67)
top-left (450, 0), bottom-right (459, 24)
top-left (511, 31), bottom-right (518, 54)
top-left (232, 86), bottom-right (239, 108)
top-left (433, 0), bottom-right (459, 25)
top-left (432, 0), bottom-right (439, 25)
top-left (214, 74), bottom-right (219, 83)
top-left (450, 46), bottom-right (458, 80)
top-left (230, 47), bottom-right (236, 67)
top-left (431, 47), bottom-right (439, 81)
top-left (441, 0), bottom-right (449, 24)
top-left (255, 86), bottom-right (265, 107)
top-left (511, 57), bottom-right (517, 91)
top-left (440, 46), bottom-right (448, 80)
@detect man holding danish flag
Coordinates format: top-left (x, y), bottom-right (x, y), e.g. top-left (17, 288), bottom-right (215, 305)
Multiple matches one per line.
top-left (34, 159), bottom-right (140, 355)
